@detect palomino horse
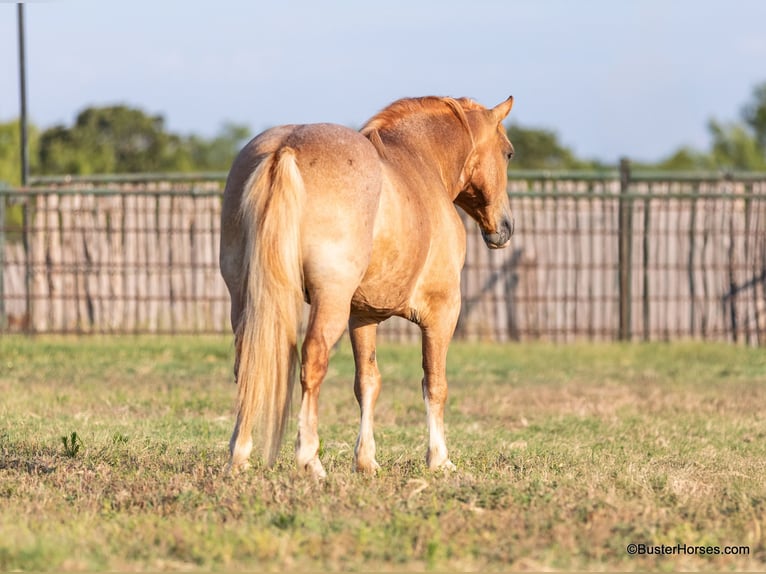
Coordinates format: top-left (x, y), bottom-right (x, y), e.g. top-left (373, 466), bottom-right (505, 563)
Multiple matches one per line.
top-left (220, 95), bottom-right (515, 477)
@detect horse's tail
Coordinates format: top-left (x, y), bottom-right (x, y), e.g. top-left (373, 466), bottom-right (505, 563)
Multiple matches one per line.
top-left (230, 146), bottom-right (305, 468)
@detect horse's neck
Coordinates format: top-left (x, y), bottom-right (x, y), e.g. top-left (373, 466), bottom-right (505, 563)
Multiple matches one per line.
top-left (384, 123), bottom-right (472, 199)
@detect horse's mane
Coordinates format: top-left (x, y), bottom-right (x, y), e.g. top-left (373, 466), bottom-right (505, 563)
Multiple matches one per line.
top-left (360, 96), bottom-right (484, 138)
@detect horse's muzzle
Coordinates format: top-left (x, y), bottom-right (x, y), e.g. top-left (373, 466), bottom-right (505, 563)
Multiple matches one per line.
top-left (481, 217), bottom-right (514, 249)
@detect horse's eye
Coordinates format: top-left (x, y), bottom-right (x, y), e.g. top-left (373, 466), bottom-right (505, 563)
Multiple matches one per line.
top-left (506, 150), bottom-right (514, 161)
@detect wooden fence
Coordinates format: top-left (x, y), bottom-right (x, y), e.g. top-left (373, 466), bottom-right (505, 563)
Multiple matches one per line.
top-left (461, 172), bottom-right (766, 344)
top-left (1, 170), bottom-right (765, 343)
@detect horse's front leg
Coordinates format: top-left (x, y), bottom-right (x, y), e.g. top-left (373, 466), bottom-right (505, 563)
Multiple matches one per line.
top-left (349, 317), bottom-right (382, 473)
top-left (419, 305), bottom-right (460, 471)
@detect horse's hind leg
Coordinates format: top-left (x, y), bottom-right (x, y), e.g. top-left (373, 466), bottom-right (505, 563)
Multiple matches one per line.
top-left (230, 292), bottom-right (245, 385)
top-left (349, 317), bottom-right (382, 473)
top-left (296, 295), bottom-right (351, 478)
top-left (222, 254), bottom-right (250, 467)
top-left (221, 233), bottom-right (246, 385)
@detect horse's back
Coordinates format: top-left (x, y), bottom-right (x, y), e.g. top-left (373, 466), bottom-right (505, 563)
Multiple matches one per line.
top-left (282, 123), bottom-right (383, 224)
top-left (224, 123), bottom-right (382, 207)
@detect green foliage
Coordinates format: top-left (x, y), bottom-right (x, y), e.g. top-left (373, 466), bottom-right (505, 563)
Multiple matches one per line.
top-left (38, 106), bottom-right (189, 174)
top-left (707, 120), bottom-right (766, 170)
top-left (184, 122), bottom-right (251, 171)
top-left (742, 81), bottom-right (766, 149)
top-left (61, 432), bottom-right (82, 458)
top-left (36, 105), bottom-right (251, 175)
top-left (655, 147), bottom-right (713, 171)
top-left (4, 83), bottom-right (766, 181)
top-left (504, 80), bottom-right (766, 172)
top-left (0, 120), bottom-right (38, 185)
top-left (506, 124), bottom-right (596, 170)
top-left (0, 105), bottom-right (250, 181)
top-left (659, 82), bottom-right (766, 171)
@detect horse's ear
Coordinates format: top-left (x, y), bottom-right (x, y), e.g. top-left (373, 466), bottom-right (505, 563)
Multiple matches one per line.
top-left (491, 96), bottom-right (514, 122)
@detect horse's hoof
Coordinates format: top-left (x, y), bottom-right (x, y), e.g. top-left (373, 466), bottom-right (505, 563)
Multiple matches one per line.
top-left (224, 459), bottom-right (251, 475)
top-left (429, 459), bottom-right (456, 473)
top-left (302, 457), bottom-right (327, 480)
top-left (354, 459), bottom-right (381, 474)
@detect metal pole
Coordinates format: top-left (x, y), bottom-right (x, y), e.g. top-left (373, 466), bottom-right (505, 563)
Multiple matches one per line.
top-left (18, 4), bottom-right (33, 333)
top-left (18, 2), bottom-right (29, 187)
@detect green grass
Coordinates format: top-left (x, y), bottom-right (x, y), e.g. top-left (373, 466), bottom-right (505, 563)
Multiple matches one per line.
top-left (1, 336), bottom-right (765, 571)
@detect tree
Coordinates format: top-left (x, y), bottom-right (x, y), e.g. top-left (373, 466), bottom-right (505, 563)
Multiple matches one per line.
top-left (185, 122), bottom-right (251, 171)
top-left (0, 120), bottom-right (38, 185)
top-left (658, 82), bottom-right (766, 171)
top-left (505, 124), bottom-right (594, 170)
top-left (742, 81), bottom-right (766, 150)
top-left (38, 105), bottom-right (193, 175)
top-left (33, 105), bottom-right (251, 175)
top-left (707, 120), bottom-right (766, 170)
top-left (656, 147), bottom-right (712, 171)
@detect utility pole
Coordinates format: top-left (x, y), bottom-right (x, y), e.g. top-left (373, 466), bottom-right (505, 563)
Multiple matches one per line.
top-left (16, 2), bottom-right (31, 334)
top-left (18, 2), bottom-right (29, 186)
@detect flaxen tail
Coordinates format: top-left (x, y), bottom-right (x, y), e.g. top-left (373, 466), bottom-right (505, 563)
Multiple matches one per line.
top-left (229, 147), bottom-right (304, 469)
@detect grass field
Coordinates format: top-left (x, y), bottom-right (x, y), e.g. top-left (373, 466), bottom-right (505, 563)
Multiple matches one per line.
top-left (1, 336), bottom-right (765, 571)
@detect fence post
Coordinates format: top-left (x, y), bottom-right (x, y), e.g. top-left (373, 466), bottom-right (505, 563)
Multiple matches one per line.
top-left (0, 188), bottom-right (6, 331)
top-left (642, 193), bottom-right (651, 342)
top-left (22, 195), bottom-right (32, 334)
top-left (618, 158), bottom-right (633, 341)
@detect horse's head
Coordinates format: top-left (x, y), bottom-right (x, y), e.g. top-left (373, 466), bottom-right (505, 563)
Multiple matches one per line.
top-left (455, 96), bottom-right (515, 249)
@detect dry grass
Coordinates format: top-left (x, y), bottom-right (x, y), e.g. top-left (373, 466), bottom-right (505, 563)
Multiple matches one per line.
top-left (1, 336), bottom-right (765, 571)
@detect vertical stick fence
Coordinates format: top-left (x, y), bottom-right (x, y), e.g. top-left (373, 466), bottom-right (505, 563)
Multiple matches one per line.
top-left (1, 171), bottom-right (765, 343)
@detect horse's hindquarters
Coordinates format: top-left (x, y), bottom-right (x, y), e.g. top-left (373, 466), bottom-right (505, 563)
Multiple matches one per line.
top-left (292, 125), bottom-right (384, 299)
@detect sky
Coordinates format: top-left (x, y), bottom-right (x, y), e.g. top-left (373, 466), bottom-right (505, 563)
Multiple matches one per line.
top-left (1, 1), bottom-right (765, 164)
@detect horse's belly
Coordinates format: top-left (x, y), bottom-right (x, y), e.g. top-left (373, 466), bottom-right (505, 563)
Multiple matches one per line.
top-left (350, 277), bottom-right (415, 321)
top-left (348, 172), bottom-right (444, 321)
top-left (350, 233), bottom-right (428, 321)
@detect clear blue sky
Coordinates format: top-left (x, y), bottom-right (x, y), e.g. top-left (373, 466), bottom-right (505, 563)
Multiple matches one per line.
top-left (1, 1), bottom-right (765, 163)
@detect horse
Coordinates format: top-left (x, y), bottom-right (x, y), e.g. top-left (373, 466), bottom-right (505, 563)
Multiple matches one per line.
top-left (219, 95), bottom-right (515, 478)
